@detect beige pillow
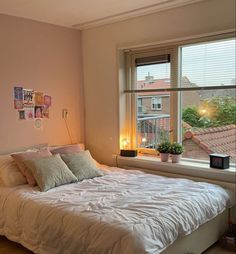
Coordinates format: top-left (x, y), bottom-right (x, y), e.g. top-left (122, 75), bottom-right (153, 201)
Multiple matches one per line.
top-left (11, 149), bottom-right (52, 186)
top-left (0, 154), bottom-right (27, 187)
top-left (25, 154), bottom-right (78, 192)
top-left (61, 150), bottom-right (104, 181)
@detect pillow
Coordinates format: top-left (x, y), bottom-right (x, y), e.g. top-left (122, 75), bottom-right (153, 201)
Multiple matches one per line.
top-left (50, 143), bottom-right (85, 155)
top-left (0, 155), bottom-right (27, 187)
top-left (25, 154), bottom-right (78, 192)
top-left (11, 149), bottom-right (52, 186)
top-left (61, 150), bottom-right (104, 181)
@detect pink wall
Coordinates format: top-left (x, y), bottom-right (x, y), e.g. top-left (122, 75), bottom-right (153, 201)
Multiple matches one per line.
top-left (0, 14), bottom-right (84, 153)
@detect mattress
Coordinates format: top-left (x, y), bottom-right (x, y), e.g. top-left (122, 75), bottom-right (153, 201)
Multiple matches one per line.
top-left (0, 167), bottom-right (230, 254)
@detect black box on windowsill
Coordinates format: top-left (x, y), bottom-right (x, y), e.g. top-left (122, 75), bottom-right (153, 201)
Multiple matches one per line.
top-left (209, 153), bottom-right (230, 169)
top-left (120, 149), bottom-right (138, 157)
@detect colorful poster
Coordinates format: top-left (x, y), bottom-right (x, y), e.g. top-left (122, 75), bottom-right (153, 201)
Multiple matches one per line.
top-left (23, 89), bottom-right (34, 106)
top-left (18, 110), bottom-right (25, 120)
top-left (35, 92), bottom-right (44, 106)
top-left (13, 86), bottom-right (51, 121)
top-left (14, 87), bottom-right (23, 109)
top-left (14, 87), bottom-right (23, 100)
top-left (14, 100), bottom-right (23, 109)
top-left (25, 107), bottom-right (34, 120)
top-left (34, 106), bottom-right (43, 118)
top-left (42, 106), bottom-right (49, 118)
top-left (44, 95), bottom-right (52, 107)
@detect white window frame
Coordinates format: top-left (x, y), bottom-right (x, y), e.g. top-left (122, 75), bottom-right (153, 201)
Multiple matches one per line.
top-left (125, 46), bottom-right (178, 150)
top-left (124, 32), bottom-right (235, 160)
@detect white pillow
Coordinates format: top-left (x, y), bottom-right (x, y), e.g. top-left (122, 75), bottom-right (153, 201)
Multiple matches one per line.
top-left (0, 155), bottom-right (27, 187)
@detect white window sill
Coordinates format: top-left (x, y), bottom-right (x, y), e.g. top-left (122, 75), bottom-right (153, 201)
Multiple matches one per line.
top-left (117, 155), bottom-right (236, 184)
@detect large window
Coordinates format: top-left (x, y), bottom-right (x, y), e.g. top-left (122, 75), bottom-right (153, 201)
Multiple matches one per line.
top-left (125, 36), bottom-right (236, 163)
top-left (180, 39), bottom-right (236, 163)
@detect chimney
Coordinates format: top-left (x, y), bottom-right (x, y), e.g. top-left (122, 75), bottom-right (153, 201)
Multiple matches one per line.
top-left (145, 72), bottom-right (154, 84)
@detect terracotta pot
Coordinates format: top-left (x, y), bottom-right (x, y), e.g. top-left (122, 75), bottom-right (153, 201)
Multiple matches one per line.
top-left (171, 154), bottom-right (182, 163)
top-left (160, 153), bottom-right (169, 162)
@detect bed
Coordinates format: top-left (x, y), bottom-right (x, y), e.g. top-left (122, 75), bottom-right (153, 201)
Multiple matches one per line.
top-left (0, 166), bottom-right (232, 254)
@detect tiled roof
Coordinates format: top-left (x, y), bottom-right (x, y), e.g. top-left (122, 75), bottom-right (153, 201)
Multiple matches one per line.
top-left (184, 124), bottom-right (236, 163)
top-left (137, 79), bottom-right (170, 96)
top-left (136, 76), bottom-right (193, 96)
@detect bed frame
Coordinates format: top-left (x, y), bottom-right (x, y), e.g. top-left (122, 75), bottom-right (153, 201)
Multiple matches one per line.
top-left (120, 165), bottom-right (235, 254)
top-left (162, 209), bottom-right (228, 254)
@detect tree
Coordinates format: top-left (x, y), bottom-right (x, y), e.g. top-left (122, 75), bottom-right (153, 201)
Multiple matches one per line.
top-left (182, 107), bottom-right (209, 128)
top-left (182, 96), bottom-right (236, 128)
top-left (205, 96), bottom-right (236, 126)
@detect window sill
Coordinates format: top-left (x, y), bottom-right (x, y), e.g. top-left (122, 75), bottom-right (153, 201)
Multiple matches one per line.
top-left (117, 155), bottom-right (236, 184)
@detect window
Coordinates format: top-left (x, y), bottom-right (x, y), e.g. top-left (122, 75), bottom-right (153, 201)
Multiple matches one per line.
top-left (137, 98), bottom-right (145, 113)
top-left (151, 97), bottom-right (162, 110)
top-left (124, 35), bottom-right (236, 163)
top-left (180, 39), bottom-right (236, 163)
top-left (135, 53), bottom-right (172, 148)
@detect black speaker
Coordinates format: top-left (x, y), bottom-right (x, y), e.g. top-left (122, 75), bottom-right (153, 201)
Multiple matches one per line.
top-left (210, 153), bottom-right (230, 169)
top-left (120, 149), bottom-right (138, 157)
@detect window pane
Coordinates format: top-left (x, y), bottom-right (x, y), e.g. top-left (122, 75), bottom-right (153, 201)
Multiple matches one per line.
top-left (181, 38), bottom-right (236, 163)
top-left (181, 39), bottom-right (236, 87)
top-left (136, 63), bottom-right (171, 148)
top-left (182, 90), bottom-right (236, 163)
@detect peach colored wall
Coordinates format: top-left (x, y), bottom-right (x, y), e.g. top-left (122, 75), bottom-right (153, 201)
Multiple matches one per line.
top-left (0, 14), bottom-right (84, 153)
top-left (82, 0), bottom-right (235, 165)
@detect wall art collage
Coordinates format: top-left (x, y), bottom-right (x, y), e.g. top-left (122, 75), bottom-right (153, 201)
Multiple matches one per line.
top-left (14, 87), bottom-right (52, 120)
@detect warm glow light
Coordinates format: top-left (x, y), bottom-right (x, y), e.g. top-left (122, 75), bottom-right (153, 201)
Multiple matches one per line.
top-left (142, 137), bottom-right (147, 143)
top-left (200, 109), bottom-right (207, 114)
top-left (121, 138), bottom-right (130, 149)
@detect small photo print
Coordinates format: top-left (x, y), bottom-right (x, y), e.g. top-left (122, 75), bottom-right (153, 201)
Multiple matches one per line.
top-left (25, 107), bottom-right (34, 120)
top-left (34, 106), bottom-right (43, 118)
top-left (35, 92), bottom-right (44, 106)
top-left (44, 95), bottom-right (52, 107)
top-left (42, 106), bottom-right (49, 118)
top-left (14, 100), bottom-right (23, 109)
top-left (18, 110), bottom-right (25, 120)
top-left (14, 87), bottom-right (23, 100)
top-left (23, 89), bottom-right (34, 106)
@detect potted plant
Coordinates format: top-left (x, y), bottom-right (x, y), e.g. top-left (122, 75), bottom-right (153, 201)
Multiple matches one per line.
top-left (169, 142), bottom-right (184, 163)
top-left (156, 141), bottom-right (171, 162)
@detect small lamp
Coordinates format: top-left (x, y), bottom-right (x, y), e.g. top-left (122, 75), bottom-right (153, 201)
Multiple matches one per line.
top-left (120, 138), bottom-right (137, 157)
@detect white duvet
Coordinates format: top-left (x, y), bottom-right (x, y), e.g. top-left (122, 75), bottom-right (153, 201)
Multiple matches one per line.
top-left (0, 167), bottom-right (230, 254)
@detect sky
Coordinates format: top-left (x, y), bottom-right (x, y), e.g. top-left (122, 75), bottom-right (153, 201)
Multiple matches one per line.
top-left (137, 38), bottom-right (236, 86)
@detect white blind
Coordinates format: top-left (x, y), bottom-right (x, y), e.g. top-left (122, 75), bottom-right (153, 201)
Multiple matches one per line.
top-left (180, 38), bottom-right (236, 87)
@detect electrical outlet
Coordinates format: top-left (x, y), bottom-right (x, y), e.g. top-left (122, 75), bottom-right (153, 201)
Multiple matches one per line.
top-left (62, 109), bottom-right (68, 119)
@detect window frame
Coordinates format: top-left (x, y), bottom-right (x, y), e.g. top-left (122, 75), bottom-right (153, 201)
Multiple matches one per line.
top-left (124, 32), bottom-right (235, 160)
top-left (126, 47), bottom-right (178, 150)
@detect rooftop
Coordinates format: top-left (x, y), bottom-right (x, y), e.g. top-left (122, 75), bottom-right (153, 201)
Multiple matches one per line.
top-left (184, 124), bottom-right (236, 163)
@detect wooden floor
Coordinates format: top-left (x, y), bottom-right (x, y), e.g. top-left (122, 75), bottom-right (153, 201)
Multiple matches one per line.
top-left (0, 236), bottom-right (235, 254)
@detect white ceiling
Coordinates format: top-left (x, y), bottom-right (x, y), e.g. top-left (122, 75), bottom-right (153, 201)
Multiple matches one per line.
top-left (0, 0), bottom-right (205, 29)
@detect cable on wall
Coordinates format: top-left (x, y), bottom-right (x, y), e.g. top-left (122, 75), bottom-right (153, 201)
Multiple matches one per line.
top-left (64, 118), bottom-right (73, 145)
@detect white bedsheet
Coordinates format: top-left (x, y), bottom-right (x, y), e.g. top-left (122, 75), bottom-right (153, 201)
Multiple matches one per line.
top-left (0, 167), bottom-right (230, 254)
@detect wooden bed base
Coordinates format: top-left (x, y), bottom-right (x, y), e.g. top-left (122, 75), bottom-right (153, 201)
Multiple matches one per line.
top-left (162, 209), bottom-right (228, 254)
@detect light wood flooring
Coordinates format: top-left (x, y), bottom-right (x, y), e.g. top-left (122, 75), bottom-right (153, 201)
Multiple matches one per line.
top-left (0, 236), bottom-right (235, 254)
